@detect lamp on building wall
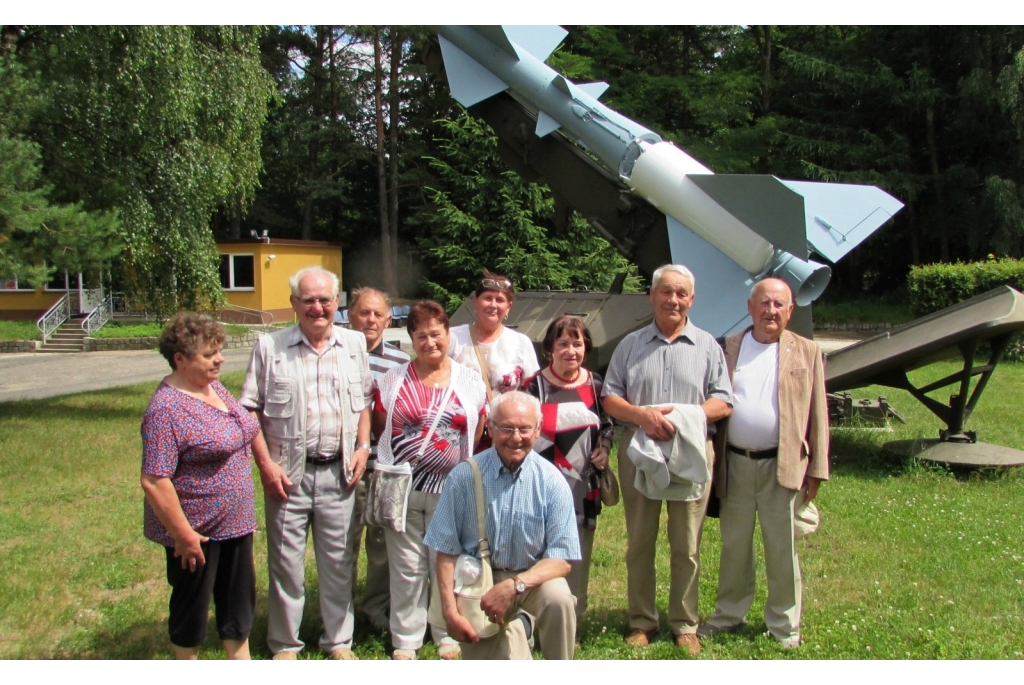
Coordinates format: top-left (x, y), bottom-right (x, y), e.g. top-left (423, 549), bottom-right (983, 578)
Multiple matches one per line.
top-left (266, 254), bottom-right (276, 267)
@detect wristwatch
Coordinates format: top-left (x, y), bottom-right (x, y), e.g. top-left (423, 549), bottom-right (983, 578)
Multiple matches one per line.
top-left (512, 576), bottom-right (526, 594)
top-left (356, 443), bottom-right (371, 451)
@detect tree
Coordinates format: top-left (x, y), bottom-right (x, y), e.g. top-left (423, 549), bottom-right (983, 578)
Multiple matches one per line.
top-left (13, 26), bottom-right (272, 312)
top-left (0, 45), bottom-right (120, 288)
top-left (416, 113), bottom-right (640, 311)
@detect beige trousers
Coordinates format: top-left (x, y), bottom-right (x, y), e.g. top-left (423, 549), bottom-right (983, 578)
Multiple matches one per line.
top-left (617, 427), bottom-right (712, 635)
top-left (708, 451), bottom-right (802, 641)
top-left (459, 572), bottom-right (576, 660)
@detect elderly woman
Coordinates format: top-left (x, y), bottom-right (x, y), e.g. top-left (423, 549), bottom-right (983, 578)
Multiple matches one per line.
top-left (140, 313), bottom-right (264, 660)
top-left (523, 315), bottom-right (615, 625)
top-left (448, 269), bottom-right (540, 397)
top-left (375, 300), bottom-right (487, 660)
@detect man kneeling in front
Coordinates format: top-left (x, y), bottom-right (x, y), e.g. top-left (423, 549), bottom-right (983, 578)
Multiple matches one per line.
top-left (424, 391), bottom-right (580, 660)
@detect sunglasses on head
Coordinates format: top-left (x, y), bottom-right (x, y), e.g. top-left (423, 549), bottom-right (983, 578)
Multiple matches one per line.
top-left (481, 277), bottom-right (512, 291)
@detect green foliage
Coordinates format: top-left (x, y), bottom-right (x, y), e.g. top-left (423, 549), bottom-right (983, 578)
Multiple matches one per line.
top-left (907, 257), bottom-right (1024, 316)
top-left (0, 320), bottom-right (39, 341)
top-left (15, 26), bottom-right (273, 312)
top-left (89, 322), bottom-right (249, 339)
top-left (415, 113), bottom-right (641, 311)
top-left (0, 53), bottom-right (121, 287)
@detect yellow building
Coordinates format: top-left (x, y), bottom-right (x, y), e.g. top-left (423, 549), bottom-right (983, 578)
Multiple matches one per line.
top-left (0, 239), bottom-right (343, 323)
top-left (217, 238), bottom-right (343, 323)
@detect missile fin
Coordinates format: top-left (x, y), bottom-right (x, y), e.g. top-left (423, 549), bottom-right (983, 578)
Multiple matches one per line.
top-left (438, 34), bottom-right (509, 107)
top-left (576, 82), bottom-right (610, 100)
top-left (780, 180), bottom-right (904, 264)
top-left (535, 111), bottom-right (561, 137)
top-left (687, 175), bottom-right (808, 257)
top-left (500, 25), bottom-right (567, 62)
top-left (665, 215), bottom-right (756, 338)
top-left (552, 74), bottom-right (575, 97)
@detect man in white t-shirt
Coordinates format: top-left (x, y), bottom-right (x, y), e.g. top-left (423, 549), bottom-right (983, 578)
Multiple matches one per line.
top-left (699, 278), bottom-right (829, 649)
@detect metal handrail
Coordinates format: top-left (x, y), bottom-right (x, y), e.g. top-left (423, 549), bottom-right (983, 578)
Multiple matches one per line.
top-left (221, 303), bottom-right (274, 332)
top-left (36, 292), bottom-right (70, 344)
top-left (81, 294), bottom-right (113, 335)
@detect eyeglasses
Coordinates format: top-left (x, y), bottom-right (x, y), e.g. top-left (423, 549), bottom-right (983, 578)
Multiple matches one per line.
top-left (493, 425), bottom-right (537, 438)
top-left (481, 277), bottom-right (512, 292)
top-left (299, 296), bottom-right (336, 308)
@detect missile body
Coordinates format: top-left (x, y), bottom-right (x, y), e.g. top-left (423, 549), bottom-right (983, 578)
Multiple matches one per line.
top-left (434, 25), bottom-right (903, 330)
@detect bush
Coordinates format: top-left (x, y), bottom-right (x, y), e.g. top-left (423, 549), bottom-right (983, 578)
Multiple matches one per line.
top-left (907, 257), bottom-right (1024, 316)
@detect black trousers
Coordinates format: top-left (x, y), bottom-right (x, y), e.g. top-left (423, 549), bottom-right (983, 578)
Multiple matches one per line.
top-left (165, 534), bottom-right (255, 648)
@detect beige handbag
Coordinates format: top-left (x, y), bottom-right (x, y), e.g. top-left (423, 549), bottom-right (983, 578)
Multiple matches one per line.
top-left (597, 466), bottom-right (619, 506)
top-left (454, 457), bottom-right (500, 638)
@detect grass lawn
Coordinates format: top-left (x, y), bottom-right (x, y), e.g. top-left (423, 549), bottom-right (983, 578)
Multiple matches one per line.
top-left (1, 364), bottom-right (1022, 660)
top-left (0, 320), bottom-right (40, 341)
top-left (91, 322), bottom-right (251, 339)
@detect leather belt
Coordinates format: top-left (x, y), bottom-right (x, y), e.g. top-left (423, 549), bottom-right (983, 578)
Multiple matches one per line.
top-left (306, 454), bottom-right (342, 465)
top-left (728, 444), bottom-right (778, 460)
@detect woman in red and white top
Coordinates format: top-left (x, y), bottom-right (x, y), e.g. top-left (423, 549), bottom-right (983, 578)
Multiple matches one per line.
top-left (374, 300), bottom-right (487, 660)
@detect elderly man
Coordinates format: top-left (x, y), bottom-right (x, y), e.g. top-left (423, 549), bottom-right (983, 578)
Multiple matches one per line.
top-left (698, 278), bottom-right (829, 649)
top-left (602, 264), bottom-right (733, 655)
top-left (425, 391), bottom-right (580, 660)
top-left (241, 266), bottom-right (373, 660)
top-left (346, 287), bottom-right (409, 632)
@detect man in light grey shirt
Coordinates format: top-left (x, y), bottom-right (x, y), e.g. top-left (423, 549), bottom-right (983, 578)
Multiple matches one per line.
top-left (602, 264), bottom-right (732, 655)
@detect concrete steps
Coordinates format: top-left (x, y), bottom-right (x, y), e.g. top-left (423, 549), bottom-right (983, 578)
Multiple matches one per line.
top-left (39, 320), bottom-right (87, 354)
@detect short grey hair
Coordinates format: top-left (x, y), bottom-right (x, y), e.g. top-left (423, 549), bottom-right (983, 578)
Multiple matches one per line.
top-left (350, 286), bottom-right (392, 312)
top-left (489, 391), bottom-right (542, 426)
top-left (651, 264), bottom-right (695, 292)
top-left (289, 266), bottom-right (340, 298)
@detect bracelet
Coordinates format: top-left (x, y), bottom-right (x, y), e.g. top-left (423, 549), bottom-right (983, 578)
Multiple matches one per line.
top-left (356, 443), bottom-right (371, 451)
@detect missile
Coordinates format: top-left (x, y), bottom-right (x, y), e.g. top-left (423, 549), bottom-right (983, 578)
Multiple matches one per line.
top-left (433, 25), bottom-right (904, 333)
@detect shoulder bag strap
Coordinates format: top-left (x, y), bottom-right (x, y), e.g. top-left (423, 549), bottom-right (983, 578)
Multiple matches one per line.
top-left (417, 378), bottom-right (455, 459)
top-left (470, 325), bottom-right (495, 403)
top-left (467, 456), bottom-right (490, 561)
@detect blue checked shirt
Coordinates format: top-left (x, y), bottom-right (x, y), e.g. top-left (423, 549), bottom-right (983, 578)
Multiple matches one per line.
top-left (424, 447), bottom-right (581, 571)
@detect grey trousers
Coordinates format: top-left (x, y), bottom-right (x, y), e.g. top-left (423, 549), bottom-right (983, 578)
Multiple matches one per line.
top-left (708, 451), bottom-right (802, 642)
top-left (265, 460), bottom-right (357, 654)
top-left (350, 477), bottom-right (391, 630)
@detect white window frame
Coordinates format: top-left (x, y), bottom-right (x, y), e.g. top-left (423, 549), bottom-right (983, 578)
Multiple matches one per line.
top-left (220, 253), bottom-right (256, 291)
top-left (43, 269), bottom-right (83, 292)
top-left (1, 276), bottom-right (35, 292)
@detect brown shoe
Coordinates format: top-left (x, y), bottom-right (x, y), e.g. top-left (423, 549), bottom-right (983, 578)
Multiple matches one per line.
top-left (624, 628), bottom-right (657, 647)
top-left (272, 651), bottom-right (298, 660)
top-left (675, 632), bottom-right (701, 655)
top-left (327, 648), bottom-right (357, 660)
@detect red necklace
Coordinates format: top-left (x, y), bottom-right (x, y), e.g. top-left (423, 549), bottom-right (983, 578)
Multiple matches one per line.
top-left (548, 361), bottom-right (581, 385)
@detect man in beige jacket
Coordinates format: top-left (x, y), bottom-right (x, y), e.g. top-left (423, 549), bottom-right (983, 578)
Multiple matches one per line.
top-left (699, 278), bottom-right (829, 649)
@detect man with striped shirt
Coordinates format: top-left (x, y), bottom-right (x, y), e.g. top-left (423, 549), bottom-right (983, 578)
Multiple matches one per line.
top-left (347, 287), bottom-right (410, 633)
top-left (602, 264), bottom-right (733, 655)
top-left (426, 392), bottom-right (580, 660)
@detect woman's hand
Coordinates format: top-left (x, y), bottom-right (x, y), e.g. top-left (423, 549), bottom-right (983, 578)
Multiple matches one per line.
top-left (173, 528), bottom-right (210, 571)
top-left (590, 445), bottom-right (610, 471)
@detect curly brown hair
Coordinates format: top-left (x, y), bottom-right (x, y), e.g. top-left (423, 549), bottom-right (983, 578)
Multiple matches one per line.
top-left (158, 313), bottom-right (227, 369)
top-left (406, 299), bottom-right (449, 335)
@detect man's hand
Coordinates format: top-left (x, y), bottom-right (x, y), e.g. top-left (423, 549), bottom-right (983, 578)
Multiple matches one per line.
top-left (803, 476), bottom-right (822, 502)
top-left (443, 609), bottom-right (480, 643)
top-left (638, 405), bottom-right (675, 441)
top-left (173, 528), bottom-right (209, 571)
top-left (346, 446), bottom-right (370, 489)
top-left (258, 460), bottom-right (292, 501)
top-left (479, 578), bottom-right (517, 626)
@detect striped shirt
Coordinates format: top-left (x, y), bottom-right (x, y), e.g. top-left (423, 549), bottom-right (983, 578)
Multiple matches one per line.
top-left (424, 447), bottom-right (581, 571)
top-left (602, 319), bottom-right (733, 433)
top-left (299, 330), bottom-right (348, 458)
top-left (368, 340), bottom-right (411, 459)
